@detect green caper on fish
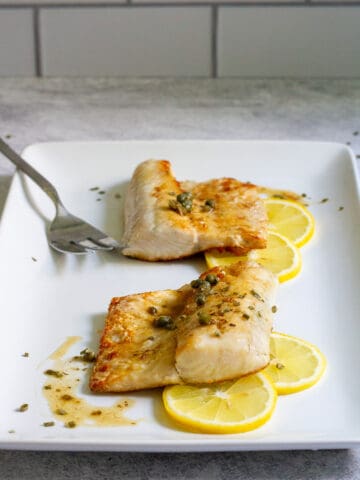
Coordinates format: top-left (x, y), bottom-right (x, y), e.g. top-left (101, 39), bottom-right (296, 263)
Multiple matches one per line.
top-left (79, 348), bottom-right (96, 362)
top-left (174, 192), bottom-right (193, 213)
top-left (198, 280), bottom-right (211, 292)
top-left (205, 274), bottom-right (219, 286)
top-left (196, 295), bottom-right (206, 306)
top-left (176, 192), bottom-right (193, 204)
top-left (182, 200), bottom-right (193, 212)
top-left (168, 196), bottom-right (192, 215)
top-left (197, 312), bottom-right (212, 325)
top-left (153, 316), bottom-right (176, 330)
top-left (191, 279), bottom-right (201, 289)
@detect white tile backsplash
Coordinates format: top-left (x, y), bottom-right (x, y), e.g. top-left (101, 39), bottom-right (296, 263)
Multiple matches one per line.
top-left (218, 7), bottom-right (360, 77)
top-left (39, 7), bottom-right (212, 77)
top-left (0, 9), bottom-right (35, 76)
top-left (1, 4), bottom-right (360, 77)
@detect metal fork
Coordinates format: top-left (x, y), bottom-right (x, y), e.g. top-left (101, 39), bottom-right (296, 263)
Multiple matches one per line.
top-left (0, 138), bottom-right (120, 254)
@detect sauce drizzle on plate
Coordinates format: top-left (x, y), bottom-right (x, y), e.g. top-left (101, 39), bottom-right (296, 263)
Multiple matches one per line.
top-left (43, 337), bottom-right (136, 428)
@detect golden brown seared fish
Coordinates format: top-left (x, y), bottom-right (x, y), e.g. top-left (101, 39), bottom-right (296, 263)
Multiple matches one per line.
top-left (175, 261), bottom-right (277, 384)
top-left (121, 160), bottom-right (268, 261)
top-left (90, 261), bottom-right (277, 393)
top-left (89, 289), bottom-right (189, 393)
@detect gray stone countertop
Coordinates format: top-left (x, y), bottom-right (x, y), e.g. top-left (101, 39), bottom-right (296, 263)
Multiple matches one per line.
top-left (0, 78), bottom-right (359, 480)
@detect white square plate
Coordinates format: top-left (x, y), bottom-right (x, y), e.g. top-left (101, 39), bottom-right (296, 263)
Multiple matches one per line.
top-left (0, 140), bottom-right (359, 452)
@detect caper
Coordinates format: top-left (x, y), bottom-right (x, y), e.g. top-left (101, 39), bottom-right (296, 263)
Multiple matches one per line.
top-left (198, 312), bottom-right (212, 325)
top-left (205, 274), bottom-right (219, 286)
top-left (198, 280), bottom-right (211, 292)
top-left (153, 316), bottom-right (176, 330)
top-left (177, 192), bottom-right (192, 204)
top-left (168, 199), bottom-right (191, 215)
top-left (205, 199), bottom-right (216, 209)
top-left (182, 200), bottom-right (193, 212)
top-left (191, 279), bottom-right (201, 289)
top-left (196, 295), bottom-right (206, 306)
top-left (79, 348), bottom-right (96, 362)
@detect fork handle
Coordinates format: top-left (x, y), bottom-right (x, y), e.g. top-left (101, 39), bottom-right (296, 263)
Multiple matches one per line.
top-left (0, 138), bottom-right (66, 212)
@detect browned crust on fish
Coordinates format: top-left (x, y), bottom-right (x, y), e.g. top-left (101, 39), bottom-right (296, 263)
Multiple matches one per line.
top-left (90, 262), bottom-right (277, 393)
top-left (121, 160), bottom-right (268, 261)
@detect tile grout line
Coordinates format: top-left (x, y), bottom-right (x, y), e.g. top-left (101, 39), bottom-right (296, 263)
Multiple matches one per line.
top-left (33, 6), bottom-right (42, 77)
top-left (1, 2), bottom-right (360, 8)
top-left (211, 5), bottom-right (218, 78)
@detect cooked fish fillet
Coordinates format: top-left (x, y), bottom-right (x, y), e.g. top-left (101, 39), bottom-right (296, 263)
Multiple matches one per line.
top-left (90, 261), bottom-right (277, 393)
top-left (121, 159), bottom-right (268, 261)
top-left (89, 289), bottom-right (189, 393)
top-left (175, 261), bottom-right (277, 384)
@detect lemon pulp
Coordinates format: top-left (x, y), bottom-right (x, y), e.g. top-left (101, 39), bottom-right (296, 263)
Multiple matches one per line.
top-left (163, 373), bottom-right (277, 434)
top-left (205, 231), bottom-right (301, 283)
top-left (264, 198), bottom-right (315, 248)
top-left (264, 332), bottom-right (327, 395)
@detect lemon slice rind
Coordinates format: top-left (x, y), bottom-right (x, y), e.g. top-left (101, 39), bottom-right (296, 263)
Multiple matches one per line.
top-left (205, 232), bottom-right (302, 284)
top-left (264, 198), bottom-right (315, 248)
top-left (257, 231), bottom-right (302, 283)
top-left (264, 332), bottom-right (327, 395)
top-left (163, 373), bottom-right (277, 434)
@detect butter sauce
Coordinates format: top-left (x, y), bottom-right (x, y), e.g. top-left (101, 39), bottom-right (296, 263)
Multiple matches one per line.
top-left (43, 337), bottom-right (136, 428)
top-left (49, 336), bottom-right (81, 360)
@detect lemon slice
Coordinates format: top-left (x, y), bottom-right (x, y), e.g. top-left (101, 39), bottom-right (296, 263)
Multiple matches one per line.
top-left (205, 231), bottom-right (301, 283)
top-left (263, 332), bottom-right (327, 395)
top-left (264, 198), bottom-right (315, 248)
top-left (163, 373), bottom-right (277, 434)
